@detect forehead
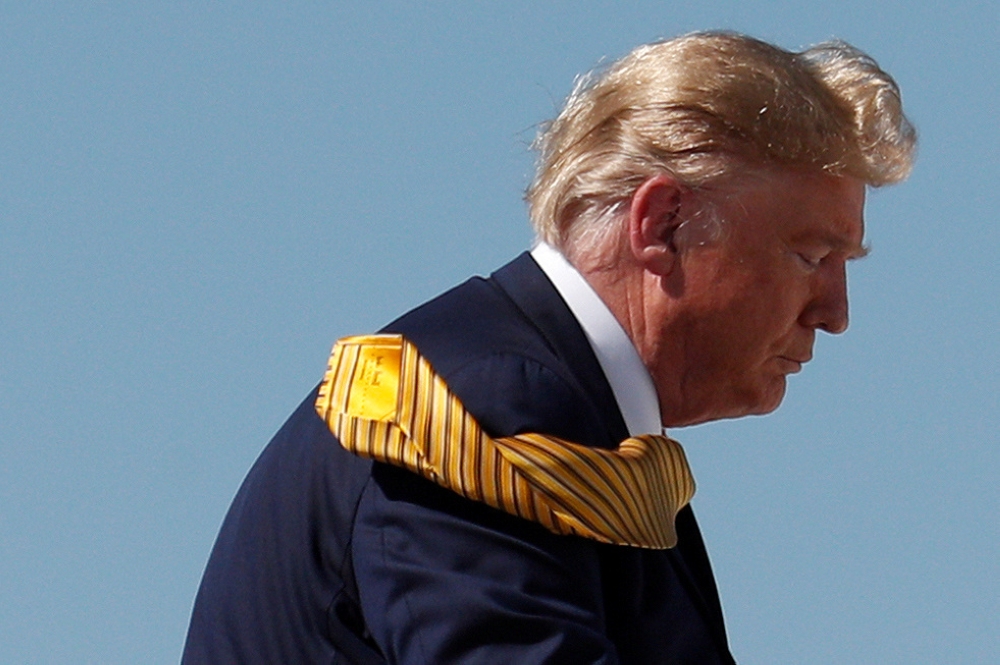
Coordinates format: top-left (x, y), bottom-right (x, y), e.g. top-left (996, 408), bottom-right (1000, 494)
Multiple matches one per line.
top-left (738, 170), bottom-right (867, 252)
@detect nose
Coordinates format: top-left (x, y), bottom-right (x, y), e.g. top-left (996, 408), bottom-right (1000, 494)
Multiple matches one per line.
top-left (800, 261), bottom-right (849, 334)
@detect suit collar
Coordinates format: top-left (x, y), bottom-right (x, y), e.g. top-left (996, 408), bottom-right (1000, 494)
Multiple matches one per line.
top-left (490, 252), bottom-right (629, 444)
top-left (529, 242), bottom-right (662, 437)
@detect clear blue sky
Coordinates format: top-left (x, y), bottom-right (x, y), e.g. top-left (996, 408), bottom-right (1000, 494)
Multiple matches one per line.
top-left (1, 2), bottom-right (996, 663)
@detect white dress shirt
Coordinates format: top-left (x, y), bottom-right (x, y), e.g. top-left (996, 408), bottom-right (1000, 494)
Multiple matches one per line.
top-left (530, 242), bottom-right (663, 437)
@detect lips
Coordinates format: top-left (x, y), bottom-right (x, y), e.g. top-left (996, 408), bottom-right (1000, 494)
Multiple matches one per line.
top-left (776, 355), bottom-right (809, 373)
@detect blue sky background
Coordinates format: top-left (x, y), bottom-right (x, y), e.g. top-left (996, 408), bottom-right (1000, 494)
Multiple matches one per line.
top-left (1, 2), bottom-right (996, 663)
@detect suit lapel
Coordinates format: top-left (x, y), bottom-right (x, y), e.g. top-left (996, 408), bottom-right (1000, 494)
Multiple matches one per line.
top-left (671, 507), bottom-right (732, 656)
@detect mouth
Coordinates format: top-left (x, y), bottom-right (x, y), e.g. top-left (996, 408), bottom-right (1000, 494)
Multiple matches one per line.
top-left (776, 355), bottom-right (809, 374)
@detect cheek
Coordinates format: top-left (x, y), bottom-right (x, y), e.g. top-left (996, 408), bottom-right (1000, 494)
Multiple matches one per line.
top-left (742, 270), bottom-right (808, 332)
top-left (681, 261), bottom-right (802, 366)
top-left (704, 288), bottom-right (802, 369)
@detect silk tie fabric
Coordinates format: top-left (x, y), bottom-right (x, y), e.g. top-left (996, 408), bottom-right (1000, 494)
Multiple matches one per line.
top-left (315, 334), bottom-right (695, 549)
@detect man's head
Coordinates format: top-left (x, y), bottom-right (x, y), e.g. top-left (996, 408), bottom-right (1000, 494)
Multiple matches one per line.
top-left (528, 32), bottom-right (915, 260)
top-left (529, 32), bottom-right (915, 426)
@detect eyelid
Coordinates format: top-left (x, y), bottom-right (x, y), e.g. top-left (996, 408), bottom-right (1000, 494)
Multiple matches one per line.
top-left (794, 241), bottom-right (868, 268)
top-left (795, 250), bottom-right (826, 268)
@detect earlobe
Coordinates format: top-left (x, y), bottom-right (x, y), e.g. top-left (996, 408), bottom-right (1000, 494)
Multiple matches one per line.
top-left (628, 174), bottom-right (685, 276)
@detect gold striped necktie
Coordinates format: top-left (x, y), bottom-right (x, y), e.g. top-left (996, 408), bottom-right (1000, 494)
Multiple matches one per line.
top-left (315, 334), bottom-right (695, 549)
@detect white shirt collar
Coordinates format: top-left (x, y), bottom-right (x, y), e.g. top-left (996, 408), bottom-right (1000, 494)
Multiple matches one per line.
top-left (530, 242), bottom-right (663, 436)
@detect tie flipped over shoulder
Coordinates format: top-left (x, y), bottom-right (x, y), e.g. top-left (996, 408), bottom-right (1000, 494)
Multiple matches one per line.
top-left (315, 334), bottom-right (695, 549)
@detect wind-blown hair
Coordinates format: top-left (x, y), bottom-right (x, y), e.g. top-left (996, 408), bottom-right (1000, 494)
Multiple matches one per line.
top-left (527, 32), bottom-right (916, 256)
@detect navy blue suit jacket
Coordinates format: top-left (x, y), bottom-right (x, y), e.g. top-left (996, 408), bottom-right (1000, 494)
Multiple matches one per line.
top-left (183, 253), bottom-right (736, 664)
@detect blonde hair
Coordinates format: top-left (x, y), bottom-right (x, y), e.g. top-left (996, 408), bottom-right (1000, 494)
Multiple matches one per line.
top-left (527, 32), bottom-right (916, 255)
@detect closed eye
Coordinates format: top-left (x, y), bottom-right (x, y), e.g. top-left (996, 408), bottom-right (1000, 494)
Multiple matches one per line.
top-left (794, 250), bottom-right (826, 269)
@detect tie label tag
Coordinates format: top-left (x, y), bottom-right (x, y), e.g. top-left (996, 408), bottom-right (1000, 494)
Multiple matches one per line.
top-left (345, 340), bottom-right (402, 422)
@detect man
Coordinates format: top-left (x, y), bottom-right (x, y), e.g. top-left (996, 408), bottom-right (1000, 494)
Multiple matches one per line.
top-left (183, 32), bottom-right (915, 664)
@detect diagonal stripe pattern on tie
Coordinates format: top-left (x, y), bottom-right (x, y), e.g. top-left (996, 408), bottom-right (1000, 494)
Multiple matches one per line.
top-left (315, 334), bottom-right (695, 549)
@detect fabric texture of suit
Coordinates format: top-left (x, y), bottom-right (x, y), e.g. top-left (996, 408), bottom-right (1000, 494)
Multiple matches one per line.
top-left (182, 253), bottom-right (736, 664)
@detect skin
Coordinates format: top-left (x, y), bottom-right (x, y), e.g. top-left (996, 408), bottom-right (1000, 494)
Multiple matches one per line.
top-left (583, 169), bottom-right (868, 428)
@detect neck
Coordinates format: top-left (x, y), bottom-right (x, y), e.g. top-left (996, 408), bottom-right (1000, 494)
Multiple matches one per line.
top-left (576, 259), bottom-right (686, 428)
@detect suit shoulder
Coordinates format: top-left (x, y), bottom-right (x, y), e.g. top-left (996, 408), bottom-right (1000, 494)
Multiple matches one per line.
top-left (384, 274), bottom-right (545, 371)
top-left (446, 351), bottom-right (606, 442)
top-left (383, 262), bottom-right (614, 446)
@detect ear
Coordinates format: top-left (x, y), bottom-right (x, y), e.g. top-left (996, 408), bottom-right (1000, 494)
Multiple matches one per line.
top-left (627, 174), bottom-right (685, 275)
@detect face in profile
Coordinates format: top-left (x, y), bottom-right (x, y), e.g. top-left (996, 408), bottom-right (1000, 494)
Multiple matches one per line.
top-left (661, 170), bottom-right (867, 425)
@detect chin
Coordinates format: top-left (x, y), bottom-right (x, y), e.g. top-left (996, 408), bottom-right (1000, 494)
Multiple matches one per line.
top-left (744, 379), bottom-right (788, 417)
top-left (680, 378), bottom-right (788, 425)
